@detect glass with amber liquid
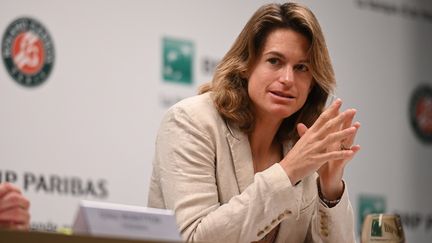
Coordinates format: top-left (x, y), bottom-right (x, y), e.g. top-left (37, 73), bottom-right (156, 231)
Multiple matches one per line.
top-left (361, 214), bottom-right (405, 243)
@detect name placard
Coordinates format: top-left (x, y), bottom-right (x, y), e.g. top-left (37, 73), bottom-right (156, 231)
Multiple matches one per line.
top-left (72, 200), bottom-right (181, 241)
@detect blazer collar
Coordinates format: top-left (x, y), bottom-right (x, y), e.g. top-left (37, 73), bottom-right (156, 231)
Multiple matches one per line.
top-left (225, 121), bottom-right (255, 193)
top-left (225, 121), bottom-right (293, 193)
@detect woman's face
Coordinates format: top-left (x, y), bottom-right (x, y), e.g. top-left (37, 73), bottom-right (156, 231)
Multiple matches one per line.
top-left (247, 28), bottom-right (313, 123)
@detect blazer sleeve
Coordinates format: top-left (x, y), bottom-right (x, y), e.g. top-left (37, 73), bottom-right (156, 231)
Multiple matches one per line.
top-left (153, 105), bottom-right (305, 242)
top-left (306, 180), bottom-right (356, 243)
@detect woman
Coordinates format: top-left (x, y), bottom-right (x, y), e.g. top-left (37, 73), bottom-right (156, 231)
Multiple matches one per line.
top-left (0, 182), bottom-right (30, 230)
top-left (148, 2), bottom-right (360, 242)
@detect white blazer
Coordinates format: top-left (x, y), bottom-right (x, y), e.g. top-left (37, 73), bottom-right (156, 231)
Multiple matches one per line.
top-left (148, 92), bottom-right (356, 243)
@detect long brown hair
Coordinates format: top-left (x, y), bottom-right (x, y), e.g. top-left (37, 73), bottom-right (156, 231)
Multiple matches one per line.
top-left (200, 2), bottom-right (335, 143)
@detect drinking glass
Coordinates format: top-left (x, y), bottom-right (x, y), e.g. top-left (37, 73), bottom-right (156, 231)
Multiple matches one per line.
top-left (361, 214), bottom-right (405, 243)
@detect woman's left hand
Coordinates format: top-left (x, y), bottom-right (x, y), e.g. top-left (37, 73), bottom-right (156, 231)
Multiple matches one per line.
top-left (297, 107), bottom-right (360, 201)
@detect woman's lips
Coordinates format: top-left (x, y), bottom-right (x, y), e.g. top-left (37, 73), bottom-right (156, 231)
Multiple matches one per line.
top-left (270, 91), bottom-right (295, 99)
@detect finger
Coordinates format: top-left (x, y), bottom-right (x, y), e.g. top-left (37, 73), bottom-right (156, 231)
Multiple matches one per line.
top-left (0, 192), bottom-right (30, 212)
top-left (350, 144), bottom-right (361, 153)
top-left (342, 109), bottom-right (357, 129)
top-left (311, 98), bottom-right (342, 130)
top-left (340, 109), bottom-right (357, 146)
top-left (315, 149), bottom-right (355, 162)
top-left (297, 123), bottom-right (308, 137)
top-left (316, 112), bottom-right (357, 142)
top-left (318, 126), bottom-right (357, 151)
top-left (0, 221), bottom-right (30, 230)
top-left (14, 223), bottom-right (30, 230)
top-left (0, 183), bottom-right (22, 198)
top-left (343, 122), bottom-right (361, 148)
top-left (7, 223), bottom-right (30, 231)
top-left (0, 208), bottom-right (30, 225)
top-left (336, 144), bottom-right (361, 166)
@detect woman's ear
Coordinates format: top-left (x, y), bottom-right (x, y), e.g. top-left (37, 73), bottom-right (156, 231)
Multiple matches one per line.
top-left (240, 69), bottom-right (249, 80)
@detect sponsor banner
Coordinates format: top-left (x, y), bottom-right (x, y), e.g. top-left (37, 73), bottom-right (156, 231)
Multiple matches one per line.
top-left (0, 0), bottom-right (431, 242)
top-left (162, 36), bottom-right (194, 85)
top-left (0, 170), bottom-right (108, 199)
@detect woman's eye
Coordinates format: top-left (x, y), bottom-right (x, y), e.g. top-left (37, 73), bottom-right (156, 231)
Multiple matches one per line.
top-left (267, 58), bottom-right (280, 65)
top-left (294, 64), bottom-right (309, 72)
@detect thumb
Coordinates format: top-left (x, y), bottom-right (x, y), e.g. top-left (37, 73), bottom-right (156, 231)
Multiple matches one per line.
top-left (297, 123), bottom-right (308, 137)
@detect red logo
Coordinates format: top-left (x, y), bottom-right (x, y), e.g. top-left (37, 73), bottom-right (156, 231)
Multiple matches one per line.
top-left (2, 17), bottom-right (54, 87)
top-left (410, 85), bottom-right (432, 143)
top-left (12, 32), bottom-right (45, 75)
top-left (415, 96), bottom-right (432, 135)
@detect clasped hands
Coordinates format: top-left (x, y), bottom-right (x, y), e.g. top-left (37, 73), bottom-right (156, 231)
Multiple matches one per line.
top-left (281, 99), bottom-right (360, 201)
top-left (0, 182), bottom-right (30, 230)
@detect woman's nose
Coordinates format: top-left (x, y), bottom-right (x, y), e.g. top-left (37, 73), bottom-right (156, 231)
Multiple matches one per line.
top-left (279, 66), bottom-right (294, 85)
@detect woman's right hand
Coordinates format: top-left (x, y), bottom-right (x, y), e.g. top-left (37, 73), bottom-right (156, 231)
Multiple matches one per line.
top-left (0, 182), bottom-right (31, 230)
top-left (280, 99), bottom-right (359, 186)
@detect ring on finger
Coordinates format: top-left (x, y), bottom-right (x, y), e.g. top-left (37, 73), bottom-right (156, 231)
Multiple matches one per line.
top-left (340, 144), bottom-right (351, 150)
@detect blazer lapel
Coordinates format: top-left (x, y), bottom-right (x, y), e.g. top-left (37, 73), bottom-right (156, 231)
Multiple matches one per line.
top-left (225, 121), bottom-right (255, 193)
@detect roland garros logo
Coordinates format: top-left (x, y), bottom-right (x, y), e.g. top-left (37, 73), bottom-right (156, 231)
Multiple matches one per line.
top-left (410, 84), bottom-right (432, 143)
top-left (2, 17), bottom-right (54, 87)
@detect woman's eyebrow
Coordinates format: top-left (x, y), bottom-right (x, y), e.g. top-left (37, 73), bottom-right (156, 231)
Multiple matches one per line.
top-left (263, 51), bottom-right (310, 63)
